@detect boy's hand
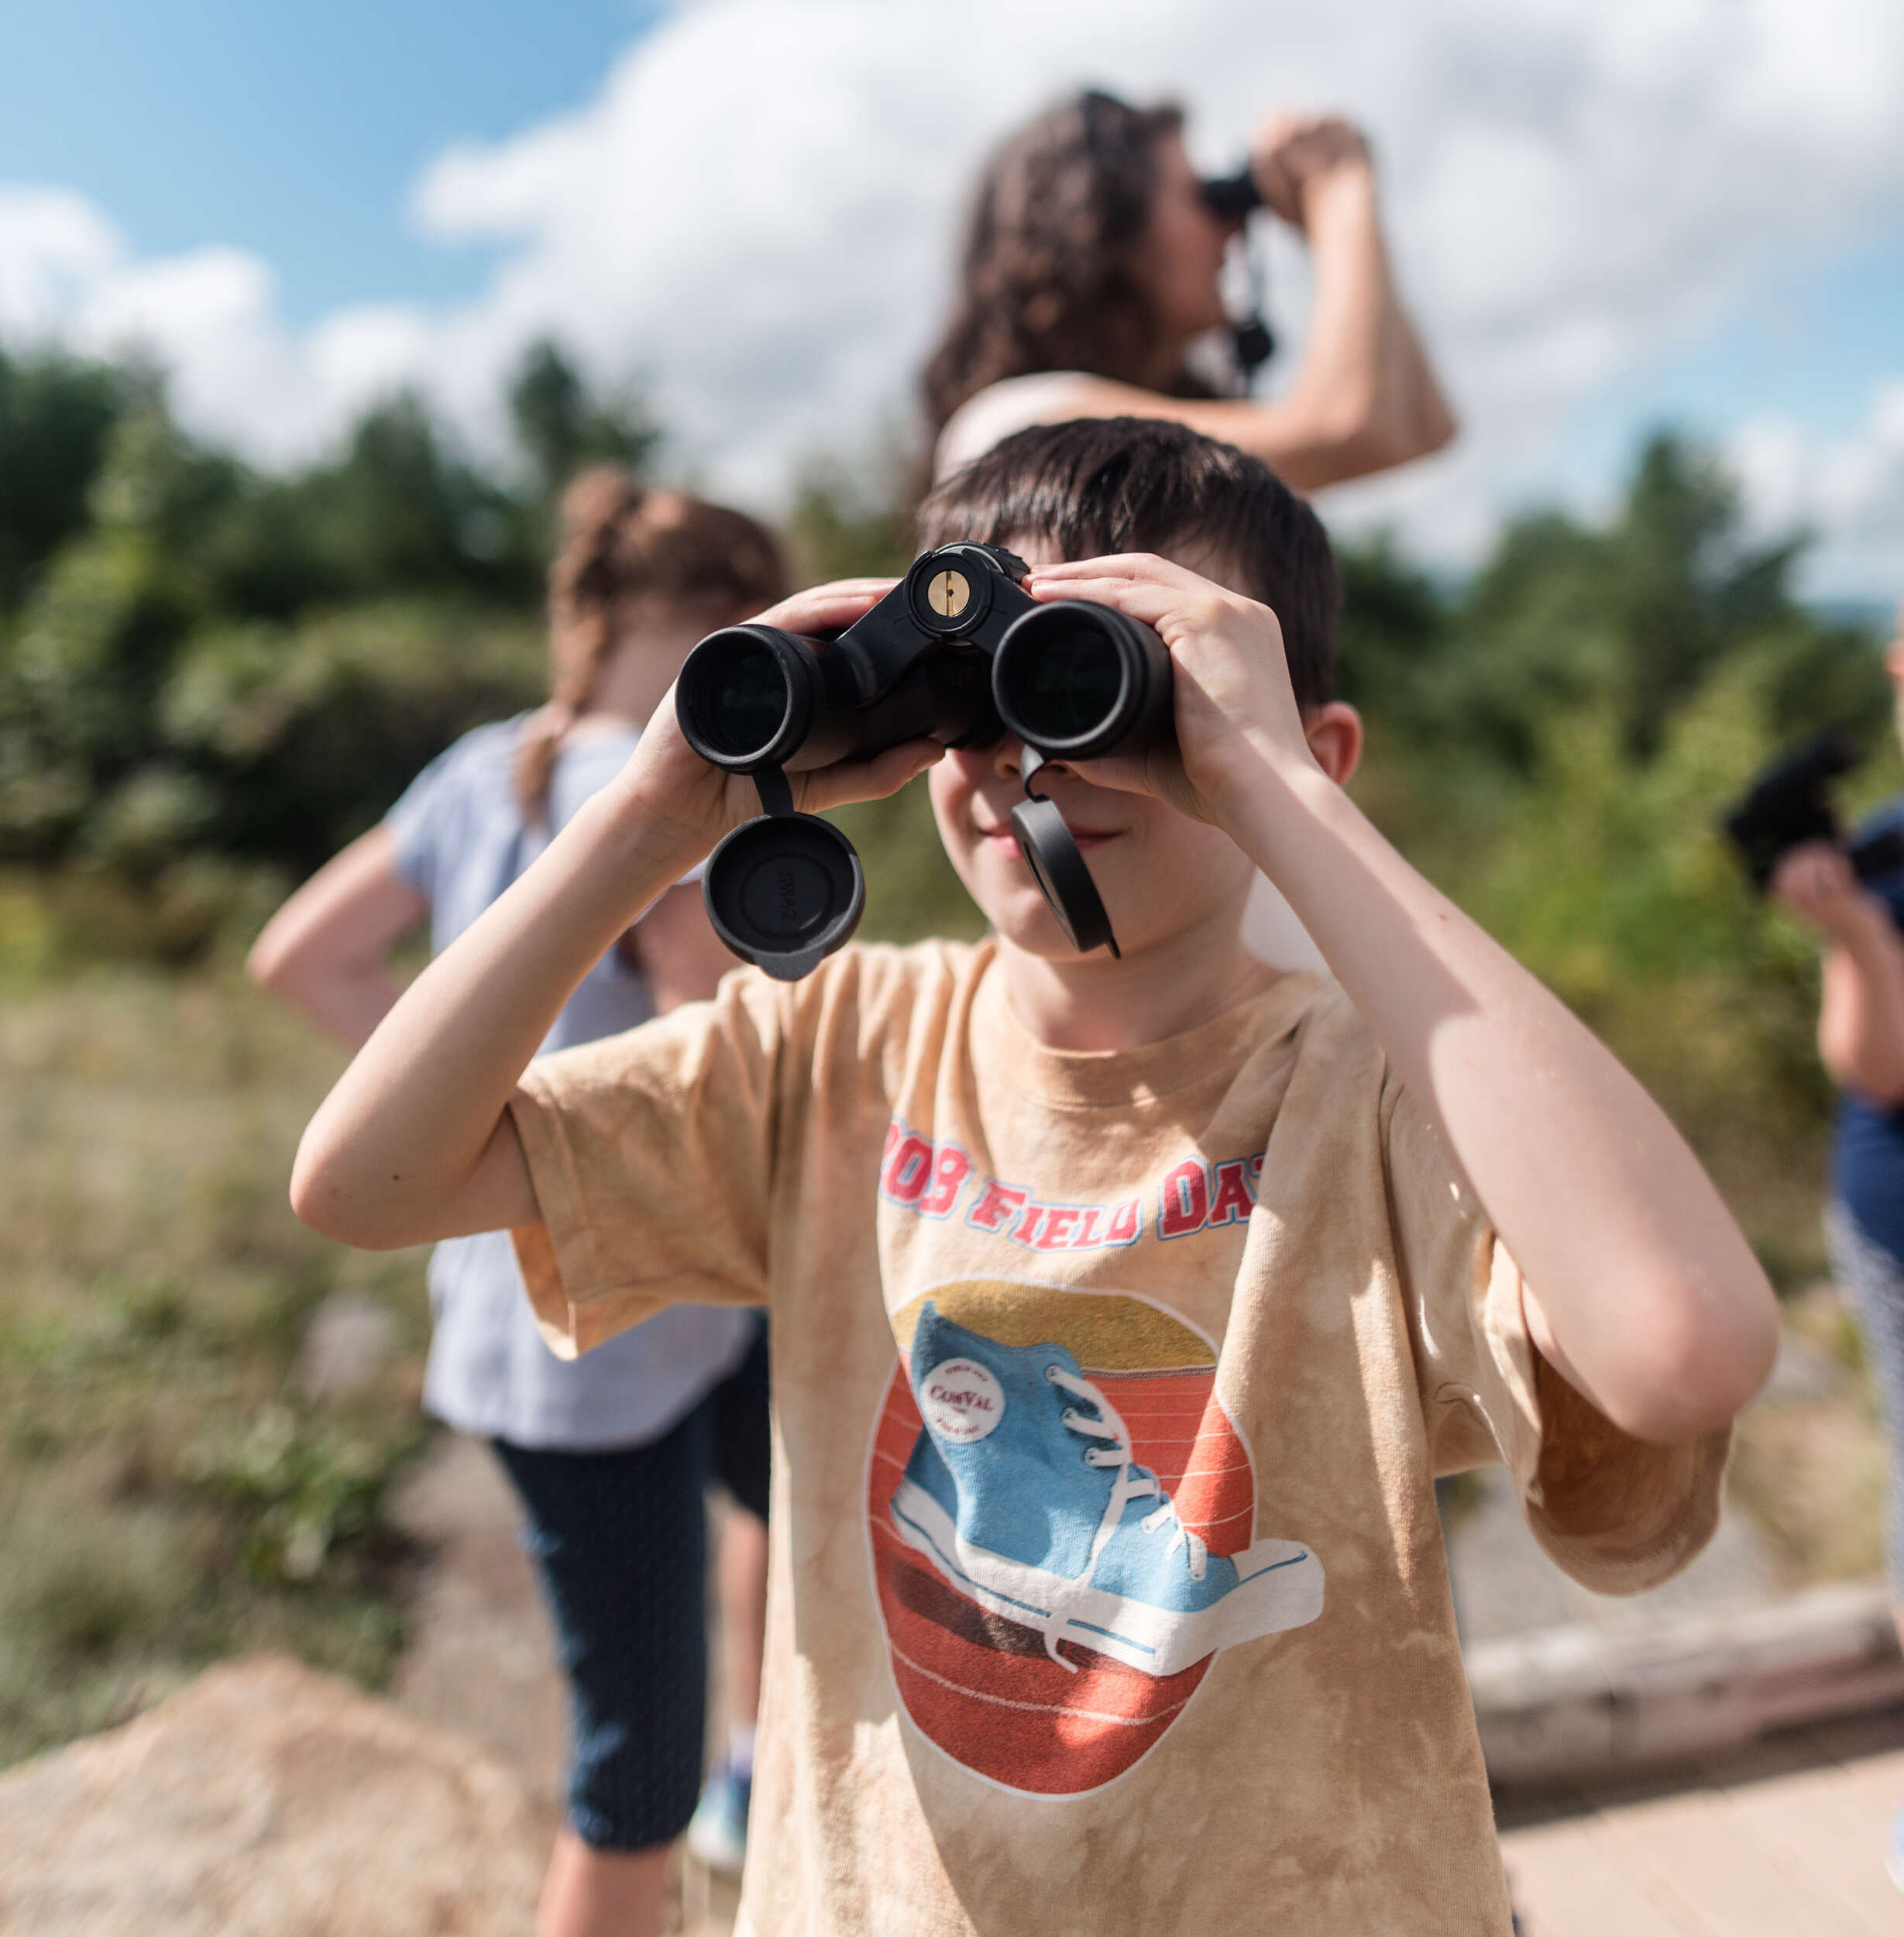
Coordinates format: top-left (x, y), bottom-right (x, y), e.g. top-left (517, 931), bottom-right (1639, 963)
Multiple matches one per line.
top-left (1023, 554), bottom-right (1317, 831)
top-left (617, 578), bottom-right (945, 868)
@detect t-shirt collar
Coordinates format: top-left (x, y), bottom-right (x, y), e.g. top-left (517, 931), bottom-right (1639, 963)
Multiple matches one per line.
top-left (970, 944), bottom-right (1326, 1110)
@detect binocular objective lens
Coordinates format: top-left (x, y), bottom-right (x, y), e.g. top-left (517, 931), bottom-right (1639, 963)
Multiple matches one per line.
top-left (706, 641), bottom-right (791, 759)
top-left (1019, 626), bottom-right (1123, 742)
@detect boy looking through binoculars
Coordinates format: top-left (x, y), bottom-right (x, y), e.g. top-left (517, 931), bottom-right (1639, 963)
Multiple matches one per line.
top-left (290, 418), bottom-right (1775, 1935)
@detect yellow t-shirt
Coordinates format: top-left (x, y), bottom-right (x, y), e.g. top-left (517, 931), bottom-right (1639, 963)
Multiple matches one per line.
top-left (510, 939), bottom-right (1727, 1937)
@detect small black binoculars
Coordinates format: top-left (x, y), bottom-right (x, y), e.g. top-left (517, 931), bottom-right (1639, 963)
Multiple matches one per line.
top-left (1200, 168), bottom-right (1262, 222)
top-left (1723, 725), bottom-right (1904, 891)
top-left (1199, 167), bottom-right (1274, 373)
top-left (675, 542), bottom-right (1174, 979)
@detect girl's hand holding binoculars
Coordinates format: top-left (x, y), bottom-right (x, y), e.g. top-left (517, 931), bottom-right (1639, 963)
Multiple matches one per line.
top-left (622, 578), bottom-right (944, 862)
top-left (1249, 114), bottom-right (1373, 230)
top-left (1022, 554), bottom-right (1320, 834)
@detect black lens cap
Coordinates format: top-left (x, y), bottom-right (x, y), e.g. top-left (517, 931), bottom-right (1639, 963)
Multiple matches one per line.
top-left (702, 812), bottom-right (865, 981)
top-left (1009, 796), bottom-right (1119, 957)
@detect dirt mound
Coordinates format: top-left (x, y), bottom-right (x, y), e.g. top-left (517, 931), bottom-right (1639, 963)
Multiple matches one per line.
top-left (0, 1653), bottom-right (553, 1937)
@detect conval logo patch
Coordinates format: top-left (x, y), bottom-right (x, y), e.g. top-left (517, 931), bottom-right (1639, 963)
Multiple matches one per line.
top-left (867, 1280), bottom-right (1324, 1797)
top-left (919, 1358), bottom-right (1004, 1442)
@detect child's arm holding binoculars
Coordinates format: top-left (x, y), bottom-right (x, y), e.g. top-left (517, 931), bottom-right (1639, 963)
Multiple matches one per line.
top-left (1032, 552), bottom-right (1779, 1447)
top-left (289, 580), bottom-right (937, 1252)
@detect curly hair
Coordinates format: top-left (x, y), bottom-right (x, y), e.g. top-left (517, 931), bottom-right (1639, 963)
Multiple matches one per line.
top-left (514, 468), bottom-right (788, 822)
top-left (920, 90), bottom-right (1220, 439)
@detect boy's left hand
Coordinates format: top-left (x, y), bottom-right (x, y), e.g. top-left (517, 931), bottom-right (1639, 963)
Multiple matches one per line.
top-left (1024, 555), bottom-right (1324, 830)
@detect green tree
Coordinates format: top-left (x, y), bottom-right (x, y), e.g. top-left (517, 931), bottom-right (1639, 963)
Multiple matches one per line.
top-left (204, 394), bottom-right (538, 618)
top-left (784, 451), bottom-right (913, 582)
top-left (0, 401), bottom-right (239, 859)
top-left (0, 349), bottom-right (129, 615)
top-left (510, 340), bottom-right (662, 504)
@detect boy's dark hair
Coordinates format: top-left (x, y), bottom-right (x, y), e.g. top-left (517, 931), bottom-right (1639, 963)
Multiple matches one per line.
top-left (916, 418), bottom-right (1340, 707)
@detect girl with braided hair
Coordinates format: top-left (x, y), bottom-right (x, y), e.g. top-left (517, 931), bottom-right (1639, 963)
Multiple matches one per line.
top-left (250, 467), bottom-right (787, 1937)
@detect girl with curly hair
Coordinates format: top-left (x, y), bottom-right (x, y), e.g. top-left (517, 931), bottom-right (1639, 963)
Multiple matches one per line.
top-left (926, 90), bottom-right (1454, 491)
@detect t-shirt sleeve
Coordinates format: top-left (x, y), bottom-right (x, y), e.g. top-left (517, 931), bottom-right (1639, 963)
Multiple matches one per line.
top-left (507, 968), bottom-right (785, 1357)
top-left (1382, 1077), bottom-right (1730, 1595)
top-left (383, 741), bottom-right (462, 902)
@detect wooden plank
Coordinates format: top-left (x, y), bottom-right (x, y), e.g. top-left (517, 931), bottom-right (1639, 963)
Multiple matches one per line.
top-left (1472, 1587), bottom-right (1904, 1787)
top-left (1501, 1815), bottom-right (1711, 1937)
top-left (1582, 1783), bottom-right (1878, 1937)
top-left (1715, 1753), bottom-right (1904, 1934)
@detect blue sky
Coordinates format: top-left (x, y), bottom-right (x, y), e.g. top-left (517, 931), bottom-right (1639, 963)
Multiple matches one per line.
top-left (1558, 243), bottom-right (1904, 490)
top-left (3, 0), bottom-right (1902, 598)
top-left (0, 0), bottom-right (651, 317)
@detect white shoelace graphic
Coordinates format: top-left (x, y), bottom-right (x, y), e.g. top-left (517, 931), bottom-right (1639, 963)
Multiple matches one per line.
top-left (1036, 1364), bottom-right (1211, 1671)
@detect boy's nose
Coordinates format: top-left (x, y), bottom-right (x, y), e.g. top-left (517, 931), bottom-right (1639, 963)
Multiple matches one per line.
top-left (991, 734), bottom-right (1077, 790)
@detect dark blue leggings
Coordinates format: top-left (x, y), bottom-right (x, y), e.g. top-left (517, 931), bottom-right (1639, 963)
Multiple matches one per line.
top-left (492, 1318), bottom-right (769, 1849)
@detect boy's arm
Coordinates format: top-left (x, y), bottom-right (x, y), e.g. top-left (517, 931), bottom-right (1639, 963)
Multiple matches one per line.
top-left (290, 580), bottom-right (938, 1253)
top-left (1029, 554), bottom-right (1779, 1447)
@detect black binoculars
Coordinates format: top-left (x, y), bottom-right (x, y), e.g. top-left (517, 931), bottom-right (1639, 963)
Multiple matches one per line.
top-left (675, 542), bottom-right (1174, 979)
top-left (1723, 725), bottom-right (1904, 891)
top-left (1200, 167), bottom-right (1262, 222)
top-left (1198, 168), bottom-right (1275, 373)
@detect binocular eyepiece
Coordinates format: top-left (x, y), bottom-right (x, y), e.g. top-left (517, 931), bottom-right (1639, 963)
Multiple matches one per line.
top-left (675, 542), bottom-right (1174, 979)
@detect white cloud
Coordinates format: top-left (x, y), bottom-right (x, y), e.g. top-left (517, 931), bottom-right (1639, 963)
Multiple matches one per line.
top-left (2, 0), bottom-right (1902, 583)
top-left (1731, 384), bottom-right (1904, 600)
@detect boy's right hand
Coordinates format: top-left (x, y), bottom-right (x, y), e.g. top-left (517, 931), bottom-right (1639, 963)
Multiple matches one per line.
top-left (615, 578), bottom-right (946, 869)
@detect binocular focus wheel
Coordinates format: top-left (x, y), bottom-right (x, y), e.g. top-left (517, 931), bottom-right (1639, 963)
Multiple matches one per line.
top-left (1010, 797), bottom-right (1118, 957)
top-left (702, 812), bottom-right (866, 982)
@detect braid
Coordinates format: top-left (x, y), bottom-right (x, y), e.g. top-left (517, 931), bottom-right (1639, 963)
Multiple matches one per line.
top-left (514, 469), bottom-right (648, 824)
top-left (514, 466), bottom-right (789, 824)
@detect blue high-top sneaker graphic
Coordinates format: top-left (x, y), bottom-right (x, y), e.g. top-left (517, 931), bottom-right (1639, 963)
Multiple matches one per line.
top-left (888, 1302), bottom-right (1322, 1677)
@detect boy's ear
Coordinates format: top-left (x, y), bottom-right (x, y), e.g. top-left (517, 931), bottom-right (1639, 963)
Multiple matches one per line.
top-left (1302, 702), bottom-right (1363, 785)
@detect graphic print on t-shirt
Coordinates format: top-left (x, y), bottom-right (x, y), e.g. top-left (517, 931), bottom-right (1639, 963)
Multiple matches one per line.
top-left (866, 1279), bottom-right (1323, 1796)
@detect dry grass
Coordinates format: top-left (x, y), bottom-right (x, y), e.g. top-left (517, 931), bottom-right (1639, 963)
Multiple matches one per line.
top-left (0, 965), bottom-right (433, 1769)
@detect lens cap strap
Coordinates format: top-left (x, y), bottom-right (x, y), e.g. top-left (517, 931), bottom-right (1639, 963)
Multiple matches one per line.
top-left (1011, 752), bottom-right (1120, 958)
top-left (1234, 236), bottom-right (1275, 377)
top-left (751, 764), bottom-right (795, 818)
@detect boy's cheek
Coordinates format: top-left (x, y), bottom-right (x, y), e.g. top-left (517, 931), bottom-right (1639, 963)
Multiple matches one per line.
top-left (926, 762), bottom-right (975, 865)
